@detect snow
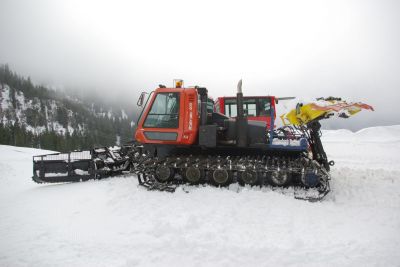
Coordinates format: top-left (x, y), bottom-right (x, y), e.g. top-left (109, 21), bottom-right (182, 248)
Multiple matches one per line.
top-left (1, 126), bottom-right (400, 267)
top-left (25, 124), bottom-right (47, 135)
top-left (322, 125), bottom-right (400, 171)
top-left (121, 109), bottom-right (128, 120)
top-left (0, 84), bottom-right (11, 110)
top-left (45, 172), bottom-right (68, 177)
top-left (67, 125), bottom-right (75, 134)
top-left (116, 134), bottom-right (121, 146)
top-left (74, 169), bottom-right (89, 175)
top-left (272, 138), bottom-right (301, 146)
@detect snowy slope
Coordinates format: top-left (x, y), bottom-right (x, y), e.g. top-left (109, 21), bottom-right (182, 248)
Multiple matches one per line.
top-left (1, 126), bottom-right (400, 267)
top-left (0, 83), bottom-right (136, 140)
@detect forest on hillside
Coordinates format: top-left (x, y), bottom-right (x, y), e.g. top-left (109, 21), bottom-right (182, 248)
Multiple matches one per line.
top-left (0, 64), bottom-right (137, 152)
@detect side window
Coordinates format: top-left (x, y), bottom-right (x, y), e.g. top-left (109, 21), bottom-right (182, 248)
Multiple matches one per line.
top-left (246, 103), bottom-right (257, 116)
top-left (224, 104), bottom-right (229, 116)
top-left (258, 98), bottom-right (271, 116)
top-left (224, 103), bottom-right (238, 117)
top-left (207, 98), bottom-right (214, 113)
top-left (143, 93), bottom-right (180, 128)
top-left (242, 99), bottom-right (256, 117)
top-left (230, 104), bottom-right (237, 117)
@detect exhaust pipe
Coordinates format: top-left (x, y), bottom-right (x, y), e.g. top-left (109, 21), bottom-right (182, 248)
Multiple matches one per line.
top-left (236, 79), bottom-right (248, 147)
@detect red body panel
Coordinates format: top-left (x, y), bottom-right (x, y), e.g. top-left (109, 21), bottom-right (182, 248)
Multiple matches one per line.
top-left (135, 88), bottom-right (199, 145)
top-left (215, 96), bottom-right (276, 127)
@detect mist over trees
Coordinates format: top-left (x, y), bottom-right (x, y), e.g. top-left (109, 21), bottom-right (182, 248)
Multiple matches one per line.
top-left (0, 64), bottom-right (138, 152)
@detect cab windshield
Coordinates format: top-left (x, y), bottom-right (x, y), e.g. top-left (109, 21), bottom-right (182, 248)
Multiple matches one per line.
top-left (144, 92), bottom-right (180, 128)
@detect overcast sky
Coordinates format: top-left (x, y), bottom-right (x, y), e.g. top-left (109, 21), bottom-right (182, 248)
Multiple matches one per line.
top-left (0, 0), bottom-right (399, 130)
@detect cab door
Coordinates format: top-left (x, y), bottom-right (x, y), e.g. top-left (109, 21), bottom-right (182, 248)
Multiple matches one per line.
top-left (135, 88), bottom-right (198, 145)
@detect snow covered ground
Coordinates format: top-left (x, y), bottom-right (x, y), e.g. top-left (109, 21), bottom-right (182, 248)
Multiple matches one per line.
top-left (1, 125), bottom-right (400, 267)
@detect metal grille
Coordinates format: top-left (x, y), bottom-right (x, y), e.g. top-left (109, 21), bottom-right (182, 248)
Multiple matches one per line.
top-left (33, 151), bottom-right (91, 162)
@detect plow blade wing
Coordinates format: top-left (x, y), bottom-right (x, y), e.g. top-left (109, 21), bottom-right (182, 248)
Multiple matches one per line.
top-left (281, 99), bottom-right (374, 126)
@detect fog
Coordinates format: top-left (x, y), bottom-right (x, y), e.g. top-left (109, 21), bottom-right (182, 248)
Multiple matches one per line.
top-left (1, 0), bottom-right (399, 130)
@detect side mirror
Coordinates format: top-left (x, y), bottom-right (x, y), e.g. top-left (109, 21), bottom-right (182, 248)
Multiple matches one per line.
top-left (137, 92), bottom-right (147, 107)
